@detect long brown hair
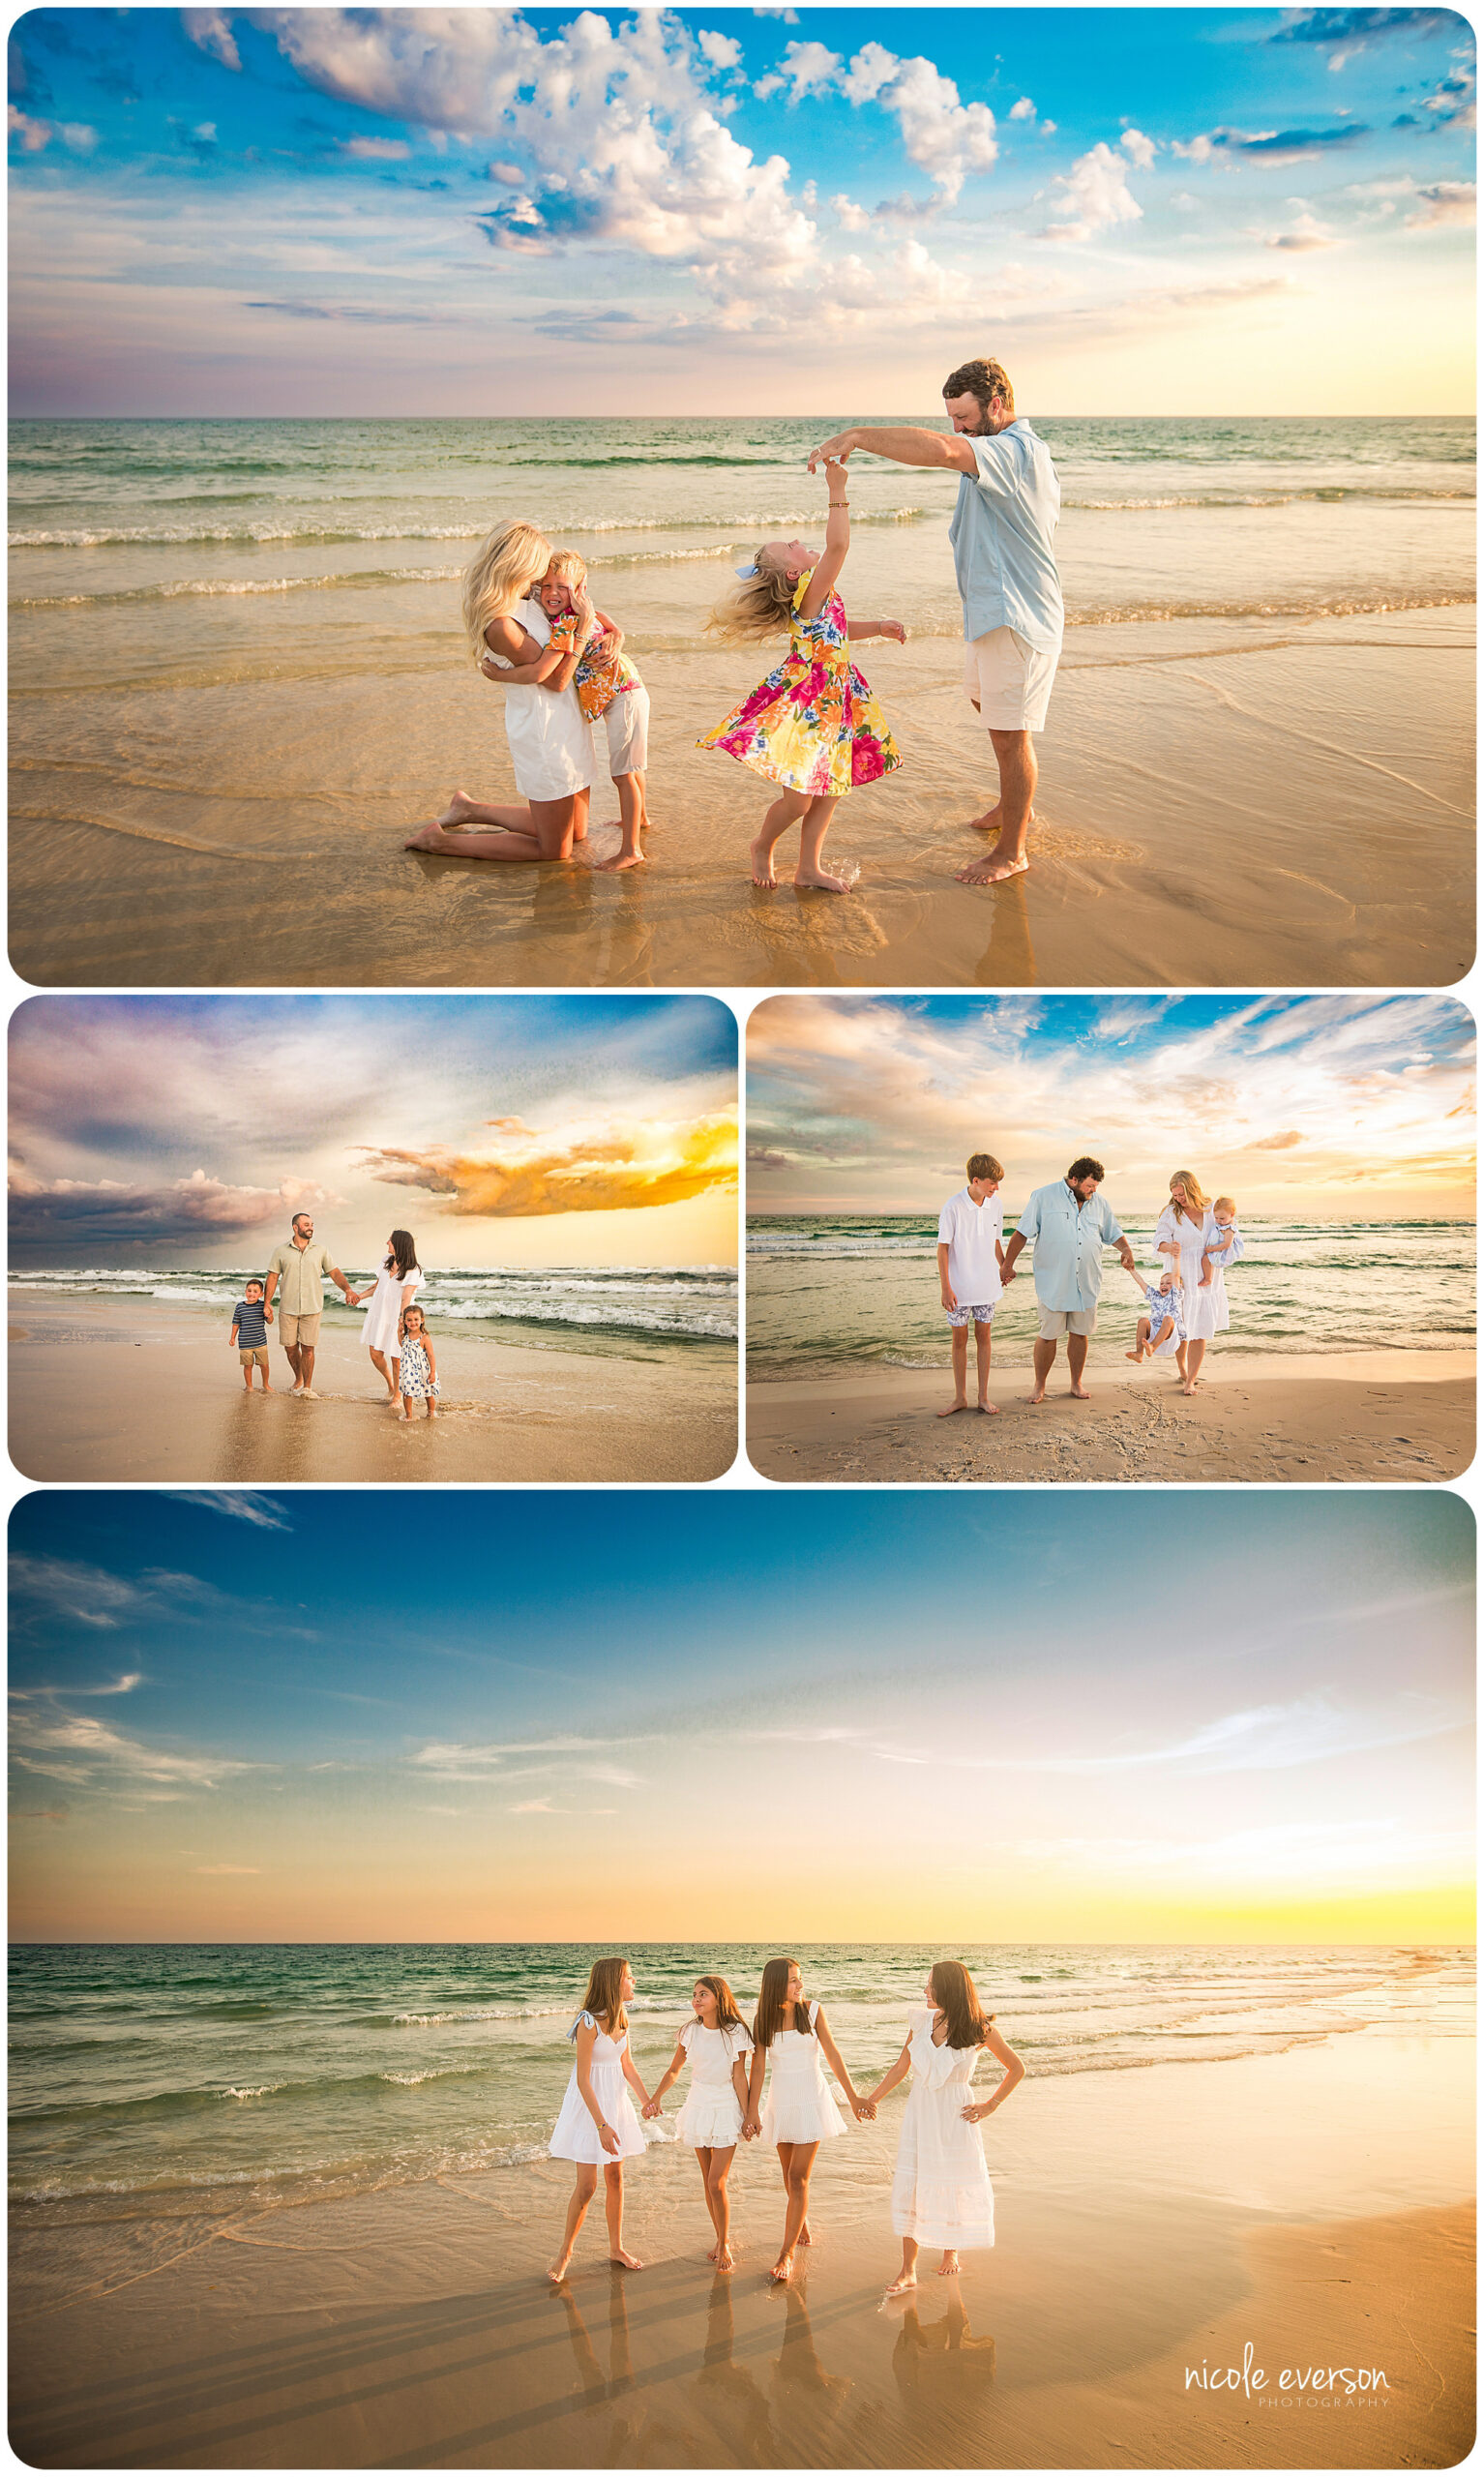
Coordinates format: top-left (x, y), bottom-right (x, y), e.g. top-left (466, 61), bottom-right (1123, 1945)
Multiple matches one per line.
top-left (385, 1230), bottom-right (418, 1279)
top-left (574, 1955), bottom-right (629, 2040)
top-left (753, 1955), bottom-right (811, 2048)
top-left (694, 1974), bottom-right (744, 2034)
top-left (929, 1959), bottom-right (994, 2050)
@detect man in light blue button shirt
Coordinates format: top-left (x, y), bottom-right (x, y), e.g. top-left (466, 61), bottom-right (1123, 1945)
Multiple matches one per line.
top-left (998, 1156), bottom-right (1137, 1406)
top-left (808, 354), bottom-right (1062, 891)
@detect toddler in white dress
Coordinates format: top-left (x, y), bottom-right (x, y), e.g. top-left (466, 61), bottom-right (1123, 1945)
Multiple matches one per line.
top-left (1122, 1261), bottom-right (1187, 1363)
top-left (645, 1975), bottom-right (755, 2270)
top-left (548, 1955), bottom-right (656, 2283)
top-left (860, 1960), bottom-right (1024, 2296)
top-left (746, 1956), bottom-right (870, 2283)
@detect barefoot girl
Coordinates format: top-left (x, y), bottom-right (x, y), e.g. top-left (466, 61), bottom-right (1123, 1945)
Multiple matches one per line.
top-left (860, 1960), bottom-right (1024, 2297)
top-left (540, 551), bottom-right (650, 871)
top-left (396, 1303), bottom-right (438, 1420)
top-left (747, 1957), bottom-right (869, 2283)
top-left (549, 1955), bottom-right (655, 2281)
top-left (405, 519), bottom-right (597, 865)
top-left (643, 1976), bottom-right (755, 2271)
top-left (697, 463), bottom-right (903, 894)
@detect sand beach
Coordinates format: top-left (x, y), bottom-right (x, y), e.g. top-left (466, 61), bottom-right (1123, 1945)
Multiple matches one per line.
top-left (9, 1292), bottom-right (737, 1483)
top-left (11, 2026), bottom-right (1473, 2470)
top-left (746, 1348), bottom-right (1475, 1485)
top-left (9, 416), bottom-right (1473, 990)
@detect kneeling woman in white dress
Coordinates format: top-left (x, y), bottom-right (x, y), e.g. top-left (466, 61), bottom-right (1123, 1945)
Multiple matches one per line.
top-left (548, 1955), bottom-right (656, 2283)
top-left (644, 1975), bottom-right (755, 2272)
top-left (746, 1956), bottom-right (870, 2285)
top-left (862, 1960), bottom-right (1024, 2296)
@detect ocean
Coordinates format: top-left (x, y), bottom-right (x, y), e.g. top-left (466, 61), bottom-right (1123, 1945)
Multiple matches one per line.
top-left (10, 1942), bottom-right (1471, 2224)
top-left (746, 1216), bottom-right (1475, 1381)
top-left (7, 1262), bottom-right (736, 1359)
top-left (10, 414), bottom-right (1474, 660)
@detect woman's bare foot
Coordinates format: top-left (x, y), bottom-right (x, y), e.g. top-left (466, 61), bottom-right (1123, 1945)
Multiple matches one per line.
top-left (794, 867), bottom-right (852, 893)
top-left (937, 2251), bottom-right (961, 2279)
top-left (715, 2244), bottom-right (735, 2272)
top-left (751, 835), bottom-right (779, 887)
top-left (406, 821), bottom-right (453, 852)
top-left (1069, 1383), bottom-right (1092, 1400)
top-left (771, 2252), bottom-right (795, 2283)
top-left (884, 2271), bottom-right (918, 2297)
top-left (436, 791), bottom-right (482, 828)
top-left (548, 2253), bottom-right (575, 2283)
top-left (798, 2221), bottom-right (813, 2246)
top-left (609, 2248), bottom-right (644, 2270)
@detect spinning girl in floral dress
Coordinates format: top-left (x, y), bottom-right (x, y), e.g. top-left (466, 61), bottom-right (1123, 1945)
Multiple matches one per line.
top-left (698, 461), bottom-right (904, 893)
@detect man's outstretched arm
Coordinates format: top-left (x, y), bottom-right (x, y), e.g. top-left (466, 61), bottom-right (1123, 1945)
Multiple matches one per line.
top-left (808, 425), bottom-right (977, 477)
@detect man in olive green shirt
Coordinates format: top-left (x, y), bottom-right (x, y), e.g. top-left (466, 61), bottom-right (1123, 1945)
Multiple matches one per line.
top-left (262, 1212), bottom-right (354, 1399)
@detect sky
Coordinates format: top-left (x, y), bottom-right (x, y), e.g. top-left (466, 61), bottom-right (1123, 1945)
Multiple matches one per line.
top-left (746, 993), bottom-right (1477, 1217)
top-left (8, 1488), bottom-right (1474, 1945)
top-left (8, 995), bottom-right (738, 1269)
top-left (8, 5), bottom-right (1476, 413)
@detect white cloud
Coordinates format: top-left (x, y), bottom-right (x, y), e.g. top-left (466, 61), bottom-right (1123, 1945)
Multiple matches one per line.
top-left (339, 135), bottom-right (410, 160)
top-left (10, 1697), bottom-right (256, 1789)
top-left (1009, 96), bottom-right (1036, 122)
top-left (182, 9), bottom-right (241, 71)
top-left (754, 38), bottom-right (841, 102)
top-left (838, 45), bottom-right (997, 204)
top-left (1406, 180), bottom-right (1475, 228)
top-left (9, 104), bottom-right (95, 154)
top-left (1120, 126), bottom-right (1156, 169)
top-left (165, 1492), bottom-right (293, 1532)
top-left (1040, 140), bottom-right (1144, 241)
top-left (697, 30), bottom-right (742, 72)
top-left (1267, 209), bottom-right (1334, 250)
top-left (831, 193), bottom-right (872, 231)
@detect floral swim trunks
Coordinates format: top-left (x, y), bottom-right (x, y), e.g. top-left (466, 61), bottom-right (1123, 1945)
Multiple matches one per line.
top-left (945, 1301), bottom-right (996, 1328)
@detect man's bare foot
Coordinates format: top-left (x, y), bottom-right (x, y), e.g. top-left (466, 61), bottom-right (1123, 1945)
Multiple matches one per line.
top-left (937, 1399), bottom-right (971, 1418)
top-left (884, 2271), bottom-right (918, 2297)
top-left (977, 1401), bottom-right (999, 1415)
top-left (964, 805), bottom-right (1033, 835)
top-left (436, 791), bottom-right (482, 828)
top-left (751, 836), bottom-right (779, 888)
top-left (771, 2253), bottom-right (795, 2283)
top-left (1025, 1388), bottom-right (1048, 1406)
top-left (937, 2252), bottom-right (961, 2279)
top-left (957, 849), bottom-right (1030, 886)
top-left (609, 2249), bottom-right (644, 2270)
top-left (794, 867), bottom-right (853, 893)
top-left (1069, 1384), bottom-right (1091, 1400)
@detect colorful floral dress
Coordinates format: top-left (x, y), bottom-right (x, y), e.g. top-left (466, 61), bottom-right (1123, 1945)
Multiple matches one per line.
top-left (697, 573), bottom-right (902, 798)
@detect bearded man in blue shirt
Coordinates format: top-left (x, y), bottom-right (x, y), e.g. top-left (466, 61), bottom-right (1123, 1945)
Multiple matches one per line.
top-left (809, 355), bottom-right (1062, 889)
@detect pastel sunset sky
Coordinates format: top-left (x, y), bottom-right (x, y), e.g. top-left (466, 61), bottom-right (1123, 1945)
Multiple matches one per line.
top-left (747, 993), bottom-right (1476, 1218)
top-left (8, 995), bottom-right (738, 1268)
top-left (8, 5), bottom-right (1475, 413)
top-left (9, 1489), bottom-right (1474, 1946)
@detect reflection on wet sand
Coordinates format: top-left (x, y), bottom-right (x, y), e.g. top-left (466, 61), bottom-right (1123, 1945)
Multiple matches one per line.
top-left (891, 2292), bottom-right (997, 2403)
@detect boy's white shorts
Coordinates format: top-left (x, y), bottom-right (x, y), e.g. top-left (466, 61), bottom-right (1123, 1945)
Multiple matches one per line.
top-left (603, 686), bottom-right (649, 777)
top-left (964, 627), bottom-right (1059, 732)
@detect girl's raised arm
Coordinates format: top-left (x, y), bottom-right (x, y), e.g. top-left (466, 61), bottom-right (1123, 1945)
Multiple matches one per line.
top-left (798, 467), bottom-right (850, 622)
top-left (813, 2005), bottom-right (862, 2112)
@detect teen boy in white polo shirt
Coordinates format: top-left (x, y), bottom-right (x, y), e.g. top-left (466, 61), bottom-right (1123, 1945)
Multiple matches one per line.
top-left (936, 1151), bottom-right (1012, 1419)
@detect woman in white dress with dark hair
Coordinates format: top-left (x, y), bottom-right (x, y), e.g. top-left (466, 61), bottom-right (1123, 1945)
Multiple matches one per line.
top-left (861, 1960), bottom-right (1024, 2296)
top-left (1153, 1170), bottom-right (1224, 1396)
top-left (548, 1955), bottom-right (656, 2283)
top-left (745, 1956), bottom-right (870, 2284)
top-left (346, 1230), bottom-right (422, 1406)
top-left (405, 518), bottom-right (598, 865)
top-left (644, 1975), bottom-right (755, 2271)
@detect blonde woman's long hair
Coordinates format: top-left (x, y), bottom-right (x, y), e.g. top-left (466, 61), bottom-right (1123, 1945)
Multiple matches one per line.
top-left (461, 520), bottom-right (551, 664)
top-left (1168, 1169), bottom-right (1209, 1223)
top-left (572, 1954), bottom-right (630, 2041)
top-left (706, 552), bottom-right (799, 644)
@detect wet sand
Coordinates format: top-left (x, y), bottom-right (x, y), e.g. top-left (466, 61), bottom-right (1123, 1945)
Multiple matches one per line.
top-left (11, 2035), bottom-right (1473, 2469)
top-left (10, 607), bottom-right (1472, 990)
top-left (9, 1295), bottom-right (737, 1483)
top-left (746, 1349), bottom-right (1475, 1484)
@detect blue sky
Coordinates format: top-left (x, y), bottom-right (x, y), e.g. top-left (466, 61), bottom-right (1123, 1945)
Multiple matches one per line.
top-left (9, 7), bottom-right (1475, 411)
top-left (747, 992), bottom-right (1476, 1215)
top-left (9, 995), bottom-right (738, 1266)
top-left (9, 1488), bottom-right (1475, 1941)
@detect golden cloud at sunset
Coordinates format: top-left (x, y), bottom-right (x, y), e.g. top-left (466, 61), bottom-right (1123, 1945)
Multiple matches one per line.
top-left (358, 1112), bottom-right (738, 1217)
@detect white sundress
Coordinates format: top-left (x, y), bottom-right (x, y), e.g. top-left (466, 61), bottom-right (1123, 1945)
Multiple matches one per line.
top-left (890, 2008), bottom-right (995, 2252)
top-left (484, 598), bottom-right (598, 803)
top-left (1153, 1202), bottom-right (1224, 1344)
top-left (758, 2001), bottom-right (847, 2146)
top-left (549, 2013), bottom-right (647, 2164)
top-left (1139, 1278), bottom-right (1186, 1360)
top-left (674, 2019), bottom-right (754, 2149)
top-left (399, 1333), bottom-right (439, 1400)
top-left (361, 1263), bottom-right (422, 1358)
top-left (1203, 1225), bottom-right (1245, 1328)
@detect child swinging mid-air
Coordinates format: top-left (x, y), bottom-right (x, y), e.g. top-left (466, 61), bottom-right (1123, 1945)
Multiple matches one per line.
top-left (697, 460), bottom-right (904, 893)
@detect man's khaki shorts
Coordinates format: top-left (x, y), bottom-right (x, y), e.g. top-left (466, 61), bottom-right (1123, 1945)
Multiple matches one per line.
top-left (278, 1312), bottom-right (321, 1347)
top-left (1037, 1304), bottom-right (1098, 1340)
top-left (964, 626), bottom-right (1059, 732)
top-left (238, 1346), bottom-right (269, 1368)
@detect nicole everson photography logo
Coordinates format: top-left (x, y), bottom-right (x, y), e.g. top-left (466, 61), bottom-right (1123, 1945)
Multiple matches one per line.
top-left (1185, 2343), bottom-right (1391, 2402)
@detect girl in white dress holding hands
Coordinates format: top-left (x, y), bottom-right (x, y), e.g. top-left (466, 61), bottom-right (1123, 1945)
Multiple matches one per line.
top-left (643, 1975), bottom-right (755, 2272)
top-left (1153, 1170), bottom-right (1223, 1396)
top-left (746, 1956), bottom-right (870, 2285)
top-left (346, 1229), bottom-right (422, 1407)
top-left (861, 1960), bottom-right (1024, 2296)
top-left (548, 1955), bottom-right (655, 2283)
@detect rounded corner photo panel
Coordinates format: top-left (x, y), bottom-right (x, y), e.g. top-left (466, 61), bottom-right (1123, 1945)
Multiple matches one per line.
top-left (7, 6), bottom-right (1474, 993)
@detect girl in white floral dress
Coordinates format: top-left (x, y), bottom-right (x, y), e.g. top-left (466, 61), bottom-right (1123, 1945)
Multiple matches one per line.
top-left (398, 1305), bottom-right (439, 1420)
top-left (860, 1960), bottom-right (1024, 2295)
